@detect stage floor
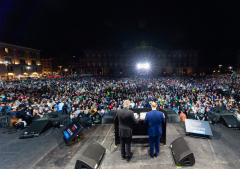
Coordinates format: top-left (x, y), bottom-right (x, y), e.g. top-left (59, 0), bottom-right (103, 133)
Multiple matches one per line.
top-left (0, 122), bottom-right (240, 169)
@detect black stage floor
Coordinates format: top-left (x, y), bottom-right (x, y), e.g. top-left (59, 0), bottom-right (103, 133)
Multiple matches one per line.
top-left (0, 122), bottom-right (240, 169)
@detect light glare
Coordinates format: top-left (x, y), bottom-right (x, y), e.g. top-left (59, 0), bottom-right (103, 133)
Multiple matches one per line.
top-left (137, 63), bottom-right (150, 69)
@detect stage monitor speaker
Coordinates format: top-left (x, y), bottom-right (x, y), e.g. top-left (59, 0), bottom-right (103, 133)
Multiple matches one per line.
top-left (102, 115), bottom-right (114, 124)
top-left (62, 120), bottom-right (83, 146)
top-left (220, 115), bottom-right (240, 128)
top-left (109, 110), bottom-right (116, 116)
top-left (25, 120), bottom-right (53, 136)
top-left (170, 137), bottom-right (195, 167)
top-left (75, 141), bottom-right (106, 169)
top-left (163, 108), bottom-right (175, 114)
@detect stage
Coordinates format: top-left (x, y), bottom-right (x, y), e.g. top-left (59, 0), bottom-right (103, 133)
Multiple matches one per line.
top-left (0, 123), bottom-right (240, 169)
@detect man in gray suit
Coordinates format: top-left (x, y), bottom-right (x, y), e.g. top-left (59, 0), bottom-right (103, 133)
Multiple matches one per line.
top-left (114, 100), bottom-right (140, 163)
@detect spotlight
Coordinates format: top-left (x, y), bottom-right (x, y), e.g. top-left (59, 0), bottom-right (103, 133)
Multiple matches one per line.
top-left (137, 64), bottom-right (141, 69)
top-left (145, 63), bottom-right (150, 69)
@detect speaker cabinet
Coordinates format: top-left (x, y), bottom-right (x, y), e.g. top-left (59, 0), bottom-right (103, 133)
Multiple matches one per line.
top-left (220, 115), bottom-right (240, 128)
top-left (63, 120), bottom-right (83, 146)
top-left (25, 120), bottom-right (53, 136)
top-left (75, 141), bottom-right (106, 169)
top-left (166, 114), bottom-right (180, 123)
top-left (109, 110), bottom-right (116, 116)
top-left (170, 137), bottom-right (195, 166)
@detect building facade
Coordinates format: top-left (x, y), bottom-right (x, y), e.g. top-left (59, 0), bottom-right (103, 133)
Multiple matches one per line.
top-left (77, 47), bottom-right (199, 76)
top-left (0, 42), bottom-right (42, 79)
top-left (41, 58), bottom-right (52, 75)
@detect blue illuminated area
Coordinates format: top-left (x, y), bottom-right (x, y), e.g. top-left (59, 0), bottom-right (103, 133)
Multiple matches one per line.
top-left (64, 131), bottom-right (70, 139)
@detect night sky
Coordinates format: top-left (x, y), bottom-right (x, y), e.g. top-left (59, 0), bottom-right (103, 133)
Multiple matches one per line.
top-left (1, 0), bottom-right (240, 68)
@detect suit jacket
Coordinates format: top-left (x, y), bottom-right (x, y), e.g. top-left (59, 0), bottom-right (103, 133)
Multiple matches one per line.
top-left (114, 107), bottom-right (140, 137)
top-left (144, 110), bottom-right (165, 136)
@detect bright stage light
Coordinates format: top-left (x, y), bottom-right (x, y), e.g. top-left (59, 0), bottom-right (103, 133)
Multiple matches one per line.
top-left (137, 63), bottom-right (150, 69)
top-left (145, 63), bottom-right (150, 69)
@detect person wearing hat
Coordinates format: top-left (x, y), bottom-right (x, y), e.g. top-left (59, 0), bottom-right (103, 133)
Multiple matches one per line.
top-left (141, 101), bottom-right (165, 158)
top-left (114, 100), bottom-right (140, 163)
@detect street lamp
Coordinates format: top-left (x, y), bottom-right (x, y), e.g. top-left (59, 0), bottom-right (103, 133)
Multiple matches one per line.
top-left (218, 65), bottom-right (222, 74)
top-left (229, 66), bottom-right (232, 74)
top-left (64, 69), bottom-right (68, 76)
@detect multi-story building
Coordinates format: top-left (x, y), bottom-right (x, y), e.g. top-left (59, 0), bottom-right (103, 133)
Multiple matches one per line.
top-left (0, 42), bottom-right (42, 79)
top-left (77, 46), bottom-right (199, 76)
top-left (41, 58), bottom-right (52, 75)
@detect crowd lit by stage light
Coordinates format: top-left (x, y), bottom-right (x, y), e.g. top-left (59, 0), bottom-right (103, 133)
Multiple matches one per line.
top-left (137, 63), bottom-right (150, 69)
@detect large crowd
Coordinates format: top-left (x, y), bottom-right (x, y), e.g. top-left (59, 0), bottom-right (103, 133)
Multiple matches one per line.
top-left (1, 75), bottom-right (240, 127)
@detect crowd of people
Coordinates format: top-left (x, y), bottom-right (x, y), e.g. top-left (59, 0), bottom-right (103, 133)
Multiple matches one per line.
top-left (0, 75), bottom-right (240, 128)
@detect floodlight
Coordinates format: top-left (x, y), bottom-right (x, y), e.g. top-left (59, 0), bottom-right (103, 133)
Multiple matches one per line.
top-left (137, 64), bottom-right (141, 69)
top-left (145, 63), bottom-right (150, 69)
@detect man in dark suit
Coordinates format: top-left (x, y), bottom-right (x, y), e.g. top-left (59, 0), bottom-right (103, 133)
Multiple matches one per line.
top-left (141, 102), bottom-right (165, 158)
top-left (114, 100), bottom-right (140, 163)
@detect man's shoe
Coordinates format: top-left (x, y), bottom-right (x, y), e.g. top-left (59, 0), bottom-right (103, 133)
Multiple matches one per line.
top-left (154, 153), bottom-right (158, 157)
top-left (126, 152), bottom-right (133, 163)
top-left (122, 156), bottom-right (125, 160)
top-left (149, 153), bottom-right (154, 158)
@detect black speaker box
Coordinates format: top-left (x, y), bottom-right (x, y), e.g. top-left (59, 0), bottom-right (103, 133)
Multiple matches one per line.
top-left (166, 114), bottom-right (180, 123)
top-left (75, 141), bottom-right (106, 169)
top-left (63, 120), bottom-right (83, 146)
top-left (25, 120), bottom-right (53, 136)
top-left (170, 137), bottom-right (195, 166)
top-left (102, 114), bottom-right (115, 124)
top-left (163, 108), bottom-right (176, 114)
top-left (220, 115), bottom-right (240, 128)
top-left (109, 110), bottom-right (116, 116)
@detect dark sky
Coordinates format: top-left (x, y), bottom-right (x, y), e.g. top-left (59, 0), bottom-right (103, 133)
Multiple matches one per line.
top-left (1, 0), bottom-right (240, 67)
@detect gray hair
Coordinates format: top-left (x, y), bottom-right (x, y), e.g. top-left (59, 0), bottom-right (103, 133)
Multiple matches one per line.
top-left (123, 100), bottom-right (130, 108)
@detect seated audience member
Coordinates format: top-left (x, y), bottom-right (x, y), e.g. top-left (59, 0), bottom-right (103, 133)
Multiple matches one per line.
top-left (188, 109), bottom-right (195, 119)
top-left (93, 113), bottom-right (101, 124)
top-left (72, 114), bottom-right (80, 123)
top-left (33, 109), bottom-right (43, 120)
top-left (10, 115), bottom-right (19, 127)
top-left (173, 106), bottom-right (178, 114)
top-left (235, 109), bottom-right (240, 122)
top-left (204, 107), bottom-right (210, 121)
top-left (180, 110), bottom-right (187, 122)
top-left (196, 110), bottom-right (205, 121)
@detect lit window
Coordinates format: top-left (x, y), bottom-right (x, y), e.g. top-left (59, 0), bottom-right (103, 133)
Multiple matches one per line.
top-left (5, 48), bottom-right (9, 54)
top-left (99, 62), bottom-right (101, 67)
top-left (179, 54), bottom-right (181, 58)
